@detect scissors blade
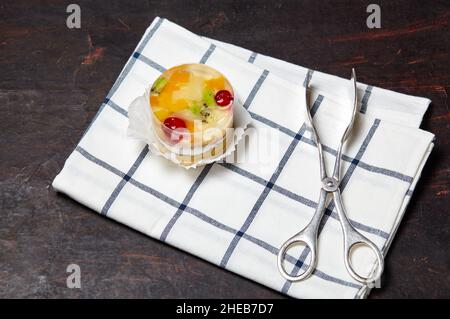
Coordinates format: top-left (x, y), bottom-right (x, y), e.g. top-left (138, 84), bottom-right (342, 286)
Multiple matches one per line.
top-left (342, 68), bottom-right (358, 143)
top-left (332, 69), bottom-right (359, 180)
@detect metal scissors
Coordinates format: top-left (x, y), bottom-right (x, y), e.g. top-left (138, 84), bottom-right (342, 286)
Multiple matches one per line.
top-left (277, 69), bottom-right (384, 284)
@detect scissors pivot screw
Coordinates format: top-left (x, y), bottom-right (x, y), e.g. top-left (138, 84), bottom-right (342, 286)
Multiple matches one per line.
top-left (321, 177), bottom-right (339, 192)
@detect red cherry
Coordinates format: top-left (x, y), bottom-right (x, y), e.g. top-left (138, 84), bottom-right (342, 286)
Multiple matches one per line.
top-left (163, 117), bottom-right (187, 143)
top-left (163, 116), bottom-right (186, 130)
top-left (214, 90), bottom-right (233, 106)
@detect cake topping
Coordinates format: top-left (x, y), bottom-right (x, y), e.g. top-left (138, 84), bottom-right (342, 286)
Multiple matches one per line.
top-left (149, 64), bottom-right (234, 146)
top-left (163, 116), bottom-right (187, 143)
top-left (214, 90), bottom-right (233, 106)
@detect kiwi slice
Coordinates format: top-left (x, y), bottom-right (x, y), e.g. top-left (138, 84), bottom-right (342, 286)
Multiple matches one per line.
top-left (190, 101), bottom-right (202, 115)
top-left (151, 76), bottom-right (168, 94)
top-left (202, 88), bottom-right (216, 108)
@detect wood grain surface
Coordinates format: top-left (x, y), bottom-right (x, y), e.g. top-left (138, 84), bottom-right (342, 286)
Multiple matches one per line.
top-left (0, 0), bottom-right (449, 298)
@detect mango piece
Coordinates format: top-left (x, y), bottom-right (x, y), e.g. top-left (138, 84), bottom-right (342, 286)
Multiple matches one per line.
top-left (205, 76), bottom-right (225, 91)
top-left (168, 98), bottom-right (189, 113)
top-left (170, 70), bottom-right (190, 83)
top-left (153, 108), bottom-right (169, 121)
top-left (185, 120), bottom-right (195, 132)
top-left (150, 95), bottom-right (159, 107)
top-left (157, 91), bottom-right (172, 109)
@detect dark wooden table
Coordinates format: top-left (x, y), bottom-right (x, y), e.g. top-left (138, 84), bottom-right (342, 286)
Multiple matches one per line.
top-left (1, 0), bottom-right (449, 298)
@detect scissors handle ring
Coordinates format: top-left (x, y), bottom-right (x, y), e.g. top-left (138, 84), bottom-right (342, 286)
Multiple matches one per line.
top-left (277, 232), bottom-right (317, 282)
top-left (344, 234), bottom-right (384, 284)
top-left (333, 191), bottom-right (384, 284)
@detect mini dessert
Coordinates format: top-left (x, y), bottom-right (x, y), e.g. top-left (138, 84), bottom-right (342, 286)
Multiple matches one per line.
top-left (149, 64), bottom-right (234, 163)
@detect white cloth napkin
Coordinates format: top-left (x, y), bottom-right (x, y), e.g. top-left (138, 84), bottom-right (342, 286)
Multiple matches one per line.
top-left (52, 17), bottom-right (435, 298)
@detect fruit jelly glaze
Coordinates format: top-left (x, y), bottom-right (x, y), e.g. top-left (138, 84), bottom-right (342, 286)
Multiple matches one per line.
top-left (149, 64), bottom-right (234, 145)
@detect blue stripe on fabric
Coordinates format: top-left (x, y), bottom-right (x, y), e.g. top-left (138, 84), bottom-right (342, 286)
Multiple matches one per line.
top-left (100, 146), bottom-right (149, 216)
top-left (356, 161), bottom-right (413, 183)
top-left (81, 103), bottom-right (107, 139)
top-left (281, 118), bottom-right (381, 294)
top-left (248, 52), bottom-right (258, 63)
top-left (243, 70), bottom-right (269, 109)
top-left (303, 69), bottom-right (314, 88)
top-left (75, 146), bottom-right (125, 178)
top-left (309, 94), bottom-right (323, 116)
top-left (134, 52), bottom-right (167, 72)
top-left (360, 85), bottom-right (373, 114)
top-left (104, 98), bottom-right (128, 117)
top-left (219, 95), bottom-right (324, 268)
top-left (135, 18), bottom-right (165, 57)
top-left (160, 164), bottom-right (214, 241)
top-left (248, 111), bottom-right (299, 138)
top-left (218, 163), bottom-right (268, 186)
top-left (74, 146), bottom-right (360, 289)
top-left (199, 44), bottom-right (217, 64)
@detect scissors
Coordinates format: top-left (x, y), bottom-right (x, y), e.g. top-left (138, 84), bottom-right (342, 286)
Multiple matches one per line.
top-left (277, 69), bottom-right (384, 284)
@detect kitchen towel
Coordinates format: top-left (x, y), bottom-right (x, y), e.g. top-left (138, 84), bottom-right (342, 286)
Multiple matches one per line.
top-left (52, 17), bottom-right (434, 298)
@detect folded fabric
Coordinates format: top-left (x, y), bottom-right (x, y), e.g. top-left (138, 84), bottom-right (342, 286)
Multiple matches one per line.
top-left (52, 17), bottom-right (434, 298)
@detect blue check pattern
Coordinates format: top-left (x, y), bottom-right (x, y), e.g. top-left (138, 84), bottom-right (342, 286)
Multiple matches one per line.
top-left (69, 18), bottom-right (418, 296)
